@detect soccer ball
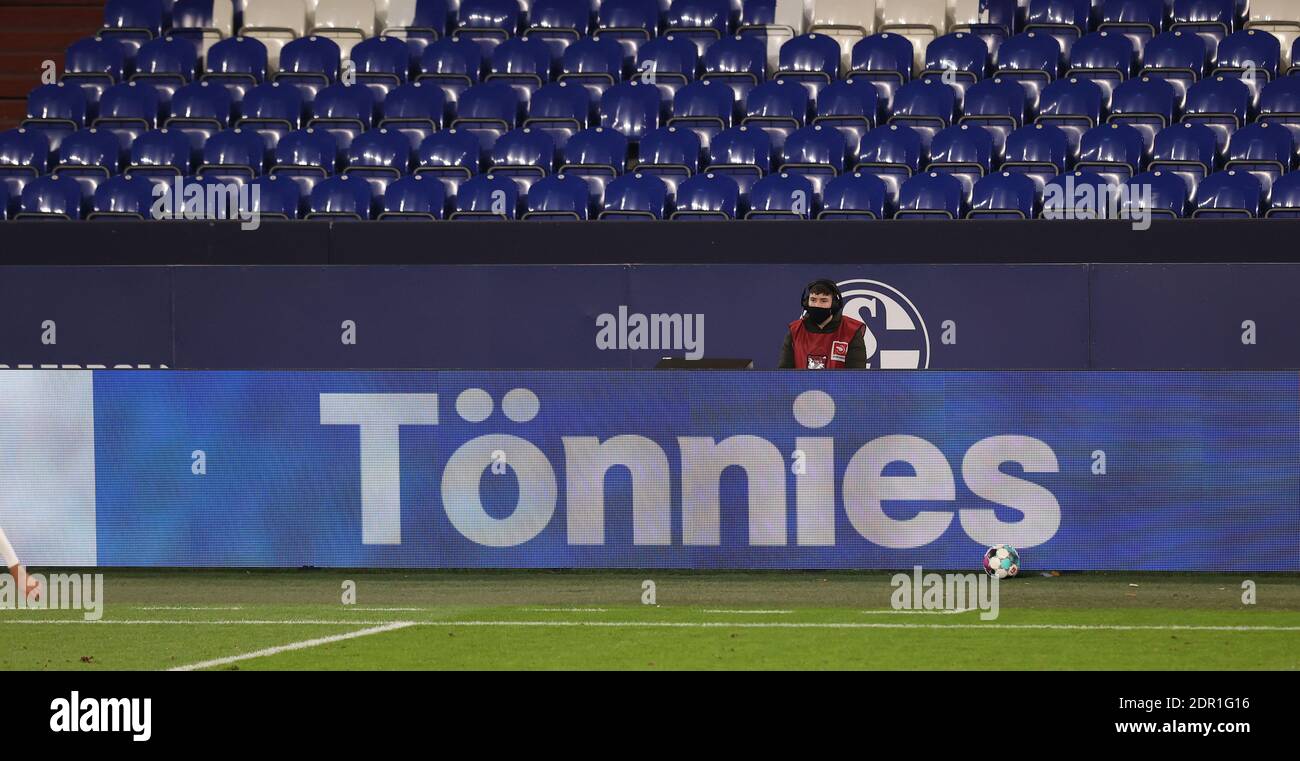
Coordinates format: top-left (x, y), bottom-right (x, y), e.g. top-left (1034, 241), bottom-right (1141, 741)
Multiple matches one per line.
top-left (982, 545), bottom-right (1020, 579)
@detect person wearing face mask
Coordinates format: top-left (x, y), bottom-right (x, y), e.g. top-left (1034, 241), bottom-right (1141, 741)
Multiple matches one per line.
top-left (778, 279), bottom-right (867, 369)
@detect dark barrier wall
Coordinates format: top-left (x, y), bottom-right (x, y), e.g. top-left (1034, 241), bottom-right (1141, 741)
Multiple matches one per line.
top-left (1, 263), bottom-right (1297, 369)
top-left (1, 370), bottom-right (1296, 570)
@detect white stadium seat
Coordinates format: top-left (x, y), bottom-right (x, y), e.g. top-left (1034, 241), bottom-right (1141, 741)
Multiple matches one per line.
top-left (1247, 0), bottom-right (1300, 68)
top-left (879, 0), bottom-right (948, 74)
top-left (810, 0), bottom-right (877, 73)
top-left (242, 0), bottom-right (309, 68)
top-left (741, 0), bottom-right (810, 74)
top-left (311, 0), bottom-right (378, 60)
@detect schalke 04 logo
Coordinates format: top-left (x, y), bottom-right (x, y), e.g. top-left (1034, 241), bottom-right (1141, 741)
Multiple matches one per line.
top-left (836, 279), bottom-right (930, 369)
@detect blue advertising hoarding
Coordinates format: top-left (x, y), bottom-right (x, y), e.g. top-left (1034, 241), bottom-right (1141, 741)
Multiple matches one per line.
top-left (0, 370), bottom-right (1295, 570)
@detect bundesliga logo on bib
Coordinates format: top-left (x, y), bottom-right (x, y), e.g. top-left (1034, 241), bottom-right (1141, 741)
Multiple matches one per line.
top-left (831, 341), bottom-right (848, 363)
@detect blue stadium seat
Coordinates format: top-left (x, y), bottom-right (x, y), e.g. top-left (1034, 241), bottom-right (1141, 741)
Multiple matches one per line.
top-left (637, 126), bottom-right (701, 195)
top-left (488, 37), bottom-right (555, 102)
top-left (742, 80), bottom-right (808, 151)
top-left (1191, 168), bottom-right (1262, 216)
top-left (523, 172), bottom-right (592, 219)
top-left (921, 32), bottom-right (989, 99)
top-left (737, 0), bottom-right (808, 64)
top-left (23, 84), bottom-right (88, 152)
top-left (378, 174), bottom-right (448, 219)
top-left (0, 128), bottom-right (52, 202)
top-left (1123, 169), bottom-right (1191, 218)
top-left (969, 171), bottom-right (1039, 218)
top-left (927, 123), bottom-right (994, 200)
top-left (1003, 123), bottom-right (1070, 191)
top-left (166, 81), bottom-right (232, 149)
top-left (102, 0), bottom-right (165, 55)
top-left (94, 82), bottom-right (161, 149)
top-left (1041, 170), bottom-right (1117, 218)
top-left (994, 32), bottom-right (1063, 108)
top-left (1037, 76), bottom-right (1105, 151)
top-left (1171, 0), bottom-right (1236, 55)
top-left (669, 80), bottom-right (735, 149)
top-left (896, 171), bottom-right (964, 219)
top-left (1264, 170), bottom-right (1300, 217)
top-left (952, 0), bottom-right (1019, 56)
top-left (959, 77), bottom-right (1027, 152)
top-left (812, 78), bottom-right (877, 152)
top-left (1108, 76), bottom-right (1178, 151)
top-left (1149, 122), bottom-right (1219, 194)
top-left (854, 123), bottom-right (923, 201)
top-left (236, 82), bottom-right (304, 150)
top-left (1099, 0), bottom-right (1164, 58)
top-left (1025, 0), bottom-right (1091, 58)
top-left (199, 127), bottom-right (267, 184)
top-left (706, 125), bottom-right (771, 197)
top-left (418, 38), bottom-right (485, 109)
top-left (276, 36), bottom-right (342, 103)
top-left (667, 0), bottom-right (733, 57)
top-left (670, 171), bottom-right (740, 218)
top-left (272, 128), bottom-right (339, 198)
top-left (17, 174), bottom-right (85, 220)
top-left (454, 0), bottom-right (523, 53)
top-left (779, 123), bottom-right (845, 196)
top-left (776, 33), bottom-right (842, 100)
top-left (380, 0), bottom-right (449, 62)
top-left (559, 36), bottom-right (626, 104)
top-left (126, 128), bottom-right (194, 182)
top-left (251, 173), bottom-right (304, 218)
top-left (817, 171), bottom-right (888, 219)
top-left (1140, 31), bottom-right (1206, 104)
top-left (888, 79), bottom-right (957, 148)
top-left (487, 127), bottom-right (556, 195)
top-left (1067, 31), bottom-right (1136, 105)
top-left (203, 37), bottom-right (269, 104)
top-left (452, 173), bottom-right (521, 218)
top-left (381, 83), bottom-right (447, 148)
top-left (310, 83), bottom-right (378, 151)
top-left (1224, 122), bottom-right (1295, 196)
top-left (454, 81), bottom-right (522, 148)
top-left (599, 171), bottom-right (669, 218)
top-left (524, 81), bottom-right (591, 145)
top-left (637, 35), bottom-right (700, 104)
top-left (351, 37), bottom-right (413, 103)
top-left (347, 127), bottom-right (414, 197)
top-left (595, 0), bottom-right (660, 61)
top-left (416, 129), bottom-right (483, 200)
top-left (171, 0), bottom-right (236, 59)
top-left (307, 174), bottom-right (376, 219)
top-left (600, 80), bottom-right (661, 144)
top-left (63, 37), bottom-right (130, 113)
top-left (1078, 122), bottom-right (1147, 185)
top-left (746, 172), bottom-right (815, 218)
top-left (1214, 29), bottom-right (1281, 101)
top-left (54, 128), bottom-right (123, 199)
top-left (1182, 76), bottom-right (1251, 151)
top-left (131, 36), bottom-right (198, 104)
top-left (1258, 77), bottom-right (1300, 145)
top-left (559, 126), bottom-right (628, 203)
top-left (702, 35), bottom-right (769, 106)
top-left (849, 33), bottom-right (914, 110)
top-left (88, 174), bottom-right (158, 219)
top-left (526, 0), bottom-right (592, 61)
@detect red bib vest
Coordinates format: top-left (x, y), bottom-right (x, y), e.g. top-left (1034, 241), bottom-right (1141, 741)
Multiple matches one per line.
top-left (788, 316), bottom-right (863, 369)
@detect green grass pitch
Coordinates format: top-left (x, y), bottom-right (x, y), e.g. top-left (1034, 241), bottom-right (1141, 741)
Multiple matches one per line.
top-left (1, 570), bottom-right (1297, 670)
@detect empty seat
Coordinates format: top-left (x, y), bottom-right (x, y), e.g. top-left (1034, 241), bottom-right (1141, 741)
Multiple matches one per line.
top-left (850, 33), bottom-right (914, 109)
top-left (132, 36), bottom-right (200, 103)
top-left (878, 0), bottom-right (945, 74)
top-left (1036, 76), bottom-right (1105, 151)
top-left (559, 126), bottom-right (628, 203)
top-left (922, 33), bottom-right (989, 98)
top-left (380, 0), bottom-right (449, 61)
top-left (706, 125), bottom-right (771, 196)
top-left (523, 172), bottom-right (591, 218)
top-left (1247, 0), bottom-right (1300, 70)
top-left (272, 127), bottom-right (339, 196)
top-left (746, 171), bottom-right (816, 218)
top-left (1181, 76), bottom-right (1251, 150)
top-left (818, 170), bottom-right (888, 218)
top-left (969, 171), bottom-right (1040, 218)
top-left (347, 126), bottom-right (413, 196)
top-left (487, 127), bottom-right (555, 195)
top-left (0, 128), bottom-right (52, 201)
top-left (251, 173), bottom-right (305, 217)
top-left (1224, 122), bottom-right (1295, 196)
top-left (1123, 169), bottom-right (1190, 218)
top-left (595, 0), bottom-right (660, 61)
top-left (854, 123), bottom-right (923, 200)
top-left (64, 37), bottom-right (131, 112)
top-left (89, 174), bottom-right (158, 219)
top-left (23, 84), bottom-right (88, 152)
top-left (1003, 122), bottom-right (1070, 191)
top-left (1078, 122), bottom-right (1146, 185)
top-left (1099, 0), bottom-right (1164, 57)
top-left (526, 0), bottom-right (592, 62)
top-left (381, 82), bottom-right (446, 146)
top-left (1171, 0), bottom-right (1235, 55)
top-left (559, 36), bottom-right (626, 104)
top-left (1258, 77), bottom-right (1300, 144)
top-left (126, 128), bottom-right (194, 183)
top-left (416, 127), bottom-right (482, 197)
top-left (1191, 169), bottom-right (1261, 216)
top-left (1025, 0), bottom-right (1091, 58)
top-left (600, 171), bottom-right (670, 218)
top-left (637, 126), bottom-right (701, 195)
top-left (311, 0), bottom-right (377, 60)
top-left (888, 79), bottom-right (957, 147)
top-left (102, 0), bottom-right (165, 55)
top-left (54, 128), bottom-right (123, 198)
top-left (488, 37), bottom-right (555, 104)
top-left (776, 33), bottom-right (842, 100)
top-left (600, 80), bottom-right (661, 144)
top-left (199, 127), bottom-right (268, 183)
top-left (242, 0), bottom-right (310, 68)
top-left (454, 0), bottom-right (522, 53)
top-left (1041, 170), bottom-right (1116, 218)
top-left (203, 36), bottom-right (269, 103)
top-left (1107, 76), bottom-right (1178, 150)
top-left (702, 35), bottom-right (769, 106)
top-left (17, 174), bottom-right (86, 220)
top-left (94, 82), bottom-right (162, 148)
top-left (1068, 31), bottom-right (1136, 104)
top-left (1214, 29), bottom-right (1281, 101)
top-left (1140, 31), bottom-right (1207, 104)
top-left (237, 82), bottom-right (304, 149)
top-left (780, 123), bottom-right (846, 196)
top-left (742, 80), bottom-right (809, 151)
top-left (1149, 121), bottom-right (1219, 193)
top-left (637, 35), bottom-right (701, 104)
top-left (670, 80), bottom-right (735, 148)
top-left (307, 173), bottom-right (376, 218)
top-left (419, 38), bottom-right (485, 109)
top-left (927, 123), bottom-right (994, 199)
top-left (960, 76), bottom-right (1027, 151)
top-left (311, 82), bottom-right (379, 149)
top-left (166, 81), bottom-right (234, 149)
top-left (276, 36), bottom-right (342, 102)
top-left (896, 171), bottom-right (963, 218)
top-left (670, 171), bottom-right (740, 218)
top-left (378, 173), bottom-right (447, 218)
top-left (172, 0), bottom-right (237, 59)
top-left (738, 0), bottom-right (808, 73)
top-left (813, 78), bottom-right (878, 151)
top-left (524, 81), bottom-right (590, 144)
top-left (666, 0), bottom-right (733, 57)
top-left (1264, 169), bottom-right (1300, 216)
top-left (951, 0), bottom-right (1019, 56)
top-left (994, 32), bottom-right (1062, 108)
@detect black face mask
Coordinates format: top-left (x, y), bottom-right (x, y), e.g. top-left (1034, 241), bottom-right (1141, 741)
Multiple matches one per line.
top-left (804, 305), bottom-right (834, 324)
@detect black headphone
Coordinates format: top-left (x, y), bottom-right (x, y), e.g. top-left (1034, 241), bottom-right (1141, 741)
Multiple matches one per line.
top-left (801, 279), bottom-right (843, 313)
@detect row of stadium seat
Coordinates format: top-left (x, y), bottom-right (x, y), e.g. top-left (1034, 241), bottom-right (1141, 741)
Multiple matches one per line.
top-left (7, 163), bottom-right (1300, 220)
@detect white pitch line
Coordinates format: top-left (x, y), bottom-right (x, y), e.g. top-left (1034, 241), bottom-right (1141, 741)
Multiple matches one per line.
top-left (136, 606), bottom-right (245, 611)
top-left (702, 609), bottom-right (792, 614)
top-left (861, 609), bottom-right (976, 615)
top-left (346, 607), bottom-right (423, 612)
top-left (522, 607), bottom-right (609, 612)
top-left (168, 621), bottom-right (415, 671)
